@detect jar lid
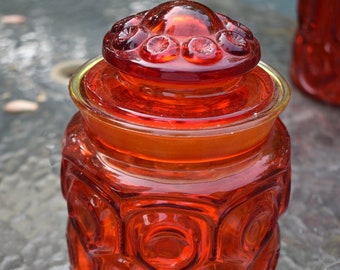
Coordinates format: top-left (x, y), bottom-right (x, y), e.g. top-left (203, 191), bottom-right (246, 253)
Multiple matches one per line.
top-left (81, 1), bottom-right (277, 130)
top-left (102, 0), bottom-right (260, 83)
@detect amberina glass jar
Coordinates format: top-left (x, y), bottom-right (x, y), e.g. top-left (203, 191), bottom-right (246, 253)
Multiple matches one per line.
top-left (61, 1), bottom-right (291, 269)
top-left (291, 0), bottom-right (340, 105)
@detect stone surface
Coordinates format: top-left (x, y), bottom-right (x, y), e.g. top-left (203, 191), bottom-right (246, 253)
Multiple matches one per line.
top-left (0, 0), bottom-right (339, 269)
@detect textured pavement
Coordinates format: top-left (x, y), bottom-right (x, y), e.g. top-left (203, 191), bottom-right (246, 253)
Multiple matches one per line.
top-left (0, 0), bottom-right (339, 269)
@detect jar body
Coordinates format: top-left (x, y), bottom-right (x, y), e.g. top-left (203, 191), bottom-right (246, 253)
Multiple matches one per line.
top-left (290, 0), bottom-right (340, 105)
top-left (61, 112), bottom-right (291, 270)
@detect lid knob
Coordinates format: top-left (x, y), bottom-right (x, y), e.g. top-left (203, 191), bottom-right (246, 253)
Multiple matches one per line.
top-left (103, 0), bottom-right (260, 82)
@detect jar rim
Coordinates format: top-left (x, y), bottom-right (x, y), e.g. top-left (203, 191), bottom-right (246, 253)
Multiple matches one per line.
top-left (69, 56), bottom-right (290, 137)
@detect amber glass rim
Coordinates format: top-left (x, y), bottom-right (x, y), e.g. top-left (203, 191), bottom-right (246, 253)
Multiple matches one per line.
top-left (69, 56), bottom-right (290, 137)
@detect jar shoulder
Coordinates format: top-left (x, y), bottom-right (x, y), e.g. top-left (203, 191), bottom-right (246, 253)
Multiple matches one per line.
top-left (61, 112), bottom-right (290, 192)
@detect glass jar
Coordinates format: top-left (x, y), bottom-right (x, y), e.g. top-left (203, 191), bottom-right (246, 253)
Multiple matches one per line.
top-left (290, 0), bottom-right (340, 105)
top-left (61, 1), bottom-right (291, 269)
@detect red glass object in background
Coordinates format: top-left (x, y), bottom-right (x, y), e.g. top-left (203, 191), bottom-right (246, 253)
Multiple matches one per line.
top-left (61, 1), bottom-right (291, 269)
top-left (291, 0), bottom-right (340, 105)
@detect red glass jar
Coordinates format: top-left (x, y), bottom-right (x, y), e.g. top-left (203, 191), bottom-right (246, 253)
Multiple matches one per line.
top-left (291, 0), bottom-right (340, 105)
top-left (61, 1), bottom-right (291, 269)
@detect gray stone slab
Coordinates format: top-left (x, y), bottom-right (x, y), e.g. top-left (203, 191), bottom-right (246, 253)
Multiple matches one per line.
top-left (0, 0), bottom-right (339, 269)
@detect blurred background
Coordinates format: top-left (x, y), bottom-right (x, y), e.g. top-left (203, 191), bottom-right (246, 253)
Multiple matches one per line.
top-left (1, 0), bottom-right (339, 269)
